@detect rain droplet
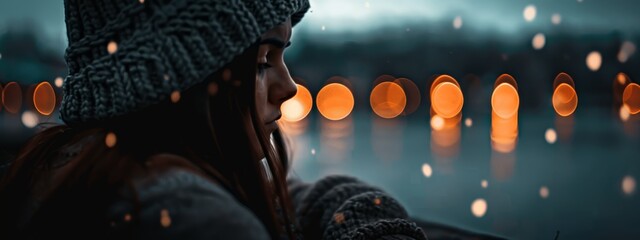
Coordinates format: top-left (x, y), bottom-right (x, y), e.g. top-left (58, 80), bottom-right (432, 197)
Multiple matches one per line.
top-left (471, 198), bottom-right (487, 218)
top-left (21, 111), bottom-right (39, 128)
top-left (623, 176), bottom-right (636, 195)
top-left (586, 51), bottom-right (602, 71)
top-left (453, 16), bottom-right (463, 30)
top-left (539, 186), bottom-right (550, 199)
top-left (55, 77), bottom-right (64, 88)
top-left (430, 115), bottom-right (445, 131)
top-left (523, 5), bottom-right (537, 22)
top-left (551, 13), bottom-right (562, 25)
top-left (170, 91), bottom-right (181, 103)
top-left (532, 33), bottom-right (546, 50)
top-left (105, 132), bottom-right (117, 148)
top-left (222, 69), bottom-right (232, 82)
top-left (421, 163), bottom-right (433, 178)
top-left (465, 118), bottom-right (473, 127)
top-left (107, 41), bottom-right (118, 54)
top-left (620, 104), bottom-right (631, 122)
top-left (545, 128), bottom-right (557, 144)
top-left (208, 82), bottom-right (219, 96)
top-left (160, 209), bottom-right (172, 228)
top-left (333, 212), bottom-right (345, 224)
top-left (618, 41), bottom-right (636, 63)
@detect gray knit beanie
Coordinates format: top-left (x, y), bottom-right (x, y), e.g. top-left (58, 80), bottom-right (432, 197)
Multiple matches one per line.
top-left (60, 0), bottom-right (310, 124)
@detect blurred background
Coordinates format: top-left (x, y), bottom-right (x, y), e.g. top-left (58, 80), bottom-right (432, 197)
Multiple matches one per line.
top-left (1, 0), bottom-right (640, 239)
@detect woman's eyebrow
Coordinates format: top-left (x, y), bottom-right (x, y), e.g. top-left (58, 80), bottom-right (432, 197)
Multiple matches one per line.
top-left (260, 38), bottom-right (292, 49)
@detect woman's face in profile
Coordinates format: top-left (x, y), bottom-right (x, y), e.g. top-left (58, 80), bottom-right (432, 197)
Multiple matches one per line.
top-left (255, 19), bottom-right (297, 135)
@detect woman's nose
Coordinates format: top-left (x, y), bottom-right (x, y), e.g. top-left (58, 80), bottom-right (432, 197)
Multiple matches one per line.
top-left (269, 68), bottom-right (297, 106)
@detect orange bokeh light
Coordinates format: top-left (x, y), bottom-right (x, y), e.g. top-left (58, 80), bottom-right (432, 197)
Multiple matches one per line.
top-left (553, 83), bottom-right (578, 117)
top-left (617, 73), bottom-right (628, 85)
top-left (614, 73), bottom-right (631, 108)
top-left (394, 78), bottom-right (421, 115)
top-left (491, 75), bottom-right (519, 153)
top-left (491, 83), bottom-right (519, 119)
top-left (370, 82), bottom-right (406, 119)
top-left (316, 83), bottom-right (354, 121)
top-left (430, 75), bottom-right (464, 119)
top-left (33, 81), bottom-right (57, 115)
top-left (373, 74), bottom-right (397, 86)
top-left (2, 82), bottom-right (22, 114)
top-left (623, 83), bottom-right (640, 114)
top-left (319, 116), bottom-right (354, 162)
top-left (491, 112), bottom-right (518, 153)
top-left (620, 105), bottom-right (631, 122)
top-left (555, 114), bottom-right (575, 142)
top-left (432, 118), bottom-right (461, 148)
top-left (552, 73), bottom-right (578, 117)
top-left (491, 149), bottom-right (516, 181)
top-left (282, 84), bottom-right (313, 122)
top-left (431, 112), bottom-right (462, 161)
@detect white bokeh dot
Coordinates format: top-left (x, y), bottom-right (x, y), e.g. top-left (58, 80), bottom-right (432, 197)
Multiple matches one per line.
top-left (471, 198), bottom-right (487, 218)
top-left (453, 16), bottom-right (463, 30)
top-left (523, 5), bottom-right (537, 22)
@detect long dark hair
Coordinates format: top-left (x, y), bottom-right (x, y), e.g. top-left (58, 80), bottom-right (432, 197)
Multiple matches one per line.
top-left (0, 41), bottom-right (297, 239)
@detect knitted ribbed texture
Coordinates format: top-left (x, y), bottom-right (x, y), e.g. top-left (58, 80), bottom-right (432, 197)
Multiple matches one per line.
top-left (60, 0), bottom-right (310, 124)
top-left (296, 175), bottom-right (361, 214)
top-left (322, 192), bottom-right (425, 240)
top-left (293, 175), bottom-right (428, 240)
top-left (330, 219), bottom-right (428, 240)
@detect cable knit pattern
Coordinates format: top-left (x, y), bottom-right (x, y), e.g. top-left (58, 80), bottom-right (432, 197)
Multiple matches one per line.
top-left (336, 219), bottom-right (427, 240)
top-left (291, 175), bottom-right (428, 240)
top-left (322, 193), bottom-right (425, 240)
top-left (107, 171), bottom-right (427, 239)
top-left (295, 175), bottom-right (361, 215)
top-left (60, 0), bottom-right (310, 124)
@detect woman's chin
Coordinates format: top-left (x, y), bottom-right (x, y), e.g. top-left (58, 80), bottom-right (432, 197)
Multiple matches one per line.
top-left (265, 121), bottom-right (278, 135)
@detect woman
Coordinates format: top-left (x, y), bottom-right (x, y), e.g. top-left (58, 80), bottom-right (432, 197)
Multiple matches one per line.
top-left (0, 0), bottom-right (427, 239)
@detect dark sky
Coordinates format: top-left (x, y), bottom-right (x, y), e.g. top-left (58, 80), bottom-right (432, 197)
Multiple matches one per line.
top-left (0, 0), bottom-right (639, 51)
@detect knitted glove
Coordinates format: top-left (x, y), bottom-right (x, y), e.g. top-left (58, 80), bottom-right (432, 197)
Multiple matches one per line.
top-left (322, 192), bottom-right (427, 240)
top-left (291, 175), bottom-right (427, 240)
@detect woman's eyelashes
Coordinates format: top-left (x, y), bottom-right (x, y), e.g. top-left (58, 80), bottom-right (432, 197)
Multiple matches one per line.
top-left (258, 51), bottom-right (278, 73)
top-left (258, 48), bottom-right (285, 75)
top-left (258, 62), bottom-right (273, 74)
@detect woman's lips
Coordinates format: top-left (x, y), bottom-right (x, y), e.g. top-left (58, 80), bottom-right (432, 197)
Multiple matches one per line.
top-left (266, 121), bottom-right (278, 133)
top-left (265, 113), bottom-right (281, 133)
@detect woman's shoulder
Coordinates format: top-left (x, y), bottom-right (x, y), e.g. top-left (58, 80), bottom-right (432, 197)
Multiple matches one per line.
top-left (109, 154), bottom-right (270, 239)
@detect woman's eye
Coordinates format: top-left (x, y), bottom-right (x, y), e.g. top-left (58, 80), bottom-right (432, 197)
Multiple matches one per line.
top-left (258, 63), bottom-right (273, 73)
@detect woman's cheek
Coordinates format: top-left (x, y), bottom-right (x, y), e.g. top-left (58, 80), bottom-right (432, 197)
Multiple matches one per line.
top-left (255, 74), bottom-right (269, 109)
